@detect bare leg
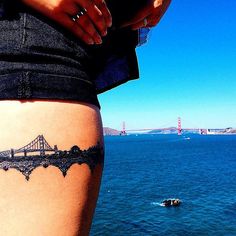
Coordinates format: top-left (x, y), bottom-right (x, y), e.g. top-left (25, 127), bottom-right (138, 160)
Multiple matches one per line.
top-left (0, 100), bottom-right (104, 236)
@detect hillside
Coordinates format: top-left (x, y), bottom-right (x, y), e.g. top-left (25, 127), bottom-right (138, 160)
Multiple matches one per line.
top-left (103, 127), bottom-right (120, 136)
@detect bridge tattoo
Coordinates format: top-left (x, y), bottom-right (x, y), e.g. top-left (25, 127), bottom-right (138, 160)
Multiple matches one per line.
top-left (0, 135), bottom-right (104, 181)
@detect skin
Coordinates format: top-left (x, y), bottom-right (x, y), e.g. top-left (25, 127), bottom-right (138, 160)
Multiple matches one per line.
top-left (20, 0), bottom-right (171, 44)
top-left (121, 0), bottom-right (172, 30)
top-left (0, 100), bottom-right (104, 235)
top-left (21, 0), bottom-right (112, 44)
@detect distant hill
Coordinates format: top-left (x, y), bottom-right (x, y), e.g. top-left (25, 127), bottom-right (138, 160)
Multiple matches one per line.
top-left (224, 128), bottom-right (236, 134)
top-left (103, 127), bottom-right (120, 136)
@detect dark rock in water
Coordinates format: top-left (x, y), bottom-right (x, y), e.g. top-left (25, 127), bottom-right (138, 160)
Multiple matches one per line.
top-left (162, 199), bottom-right (181, 207)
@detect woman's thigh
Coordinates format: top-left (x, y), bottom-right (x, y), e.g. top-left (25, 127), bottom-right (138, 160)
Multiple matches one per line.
top-left (0, 100), bottom-right (104, 236)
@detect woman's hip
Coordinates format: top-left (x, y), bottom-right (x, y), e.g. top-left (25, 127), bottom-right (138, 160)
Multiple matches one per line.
top-left (0, 99), bottom-right (104, 235)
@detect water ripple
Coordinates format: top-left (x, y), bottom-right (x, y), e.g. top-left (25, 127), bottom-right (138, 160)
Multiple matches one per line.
top-left (91, 135), bottom-right (236, 235)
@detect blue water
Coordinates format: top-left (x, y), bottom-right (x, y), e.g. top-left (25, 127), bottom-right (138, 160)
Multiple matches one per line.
top-left (91, 134), bottom-right (236, 236)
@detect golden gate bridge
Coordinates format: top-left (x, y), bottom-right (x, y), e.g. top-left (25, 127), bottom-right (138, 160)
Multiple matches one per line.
top-left (120, 117), bottom-right (207, 135)
top-left (0, 135), bottom-right (58, 158)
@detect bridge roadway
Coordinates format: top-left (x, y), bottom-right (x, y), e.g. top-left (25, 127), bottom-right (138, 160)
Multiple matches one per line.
top-left (124, 128), bottom-right (202, 132)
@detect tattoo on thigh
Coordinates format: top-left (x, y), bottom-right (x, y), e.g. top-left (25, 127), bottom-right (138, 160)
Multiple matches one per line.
top-left (0, 135), bottom-right (104, 181)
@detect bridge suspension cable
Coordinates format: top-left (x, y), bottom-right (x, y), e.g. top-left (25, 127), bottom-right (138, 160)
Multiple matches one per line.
top-left (0, 135), bottom-right (57, 158)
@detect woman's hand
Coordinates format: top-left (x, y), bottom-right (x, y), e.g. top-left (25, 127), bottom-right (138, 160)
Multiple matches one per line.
top-left (21, 0), bottom-right (112, 44)
top-left (121, 0), bottom-right (171, 30)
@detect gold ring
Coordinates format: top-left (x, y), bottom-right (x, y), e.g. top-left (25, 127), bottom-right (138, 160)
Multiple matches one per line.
top-left (143, 18), bottom-right (148, 27)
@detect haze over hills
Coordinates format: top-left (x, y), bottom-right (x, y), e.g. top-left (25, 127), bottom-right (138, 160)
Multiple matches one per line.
top-left (103, 127), bottom-right (236, 136)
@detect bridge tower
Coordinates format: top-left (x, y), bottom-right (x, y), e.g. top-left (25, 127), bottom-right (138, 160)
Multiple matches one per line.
top-left (120, 121), bottom-right (127, 135)
top-left (11, 149), bottom-right (14, 158)
top-left (39, 135), bottom-right (45, 155)
top-left (178, 117), bottom-right (182, 135)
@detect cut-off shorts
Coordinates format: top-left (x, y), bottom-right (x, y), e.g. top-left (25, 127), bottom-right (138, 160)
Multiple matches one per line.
top-left (0, 1), bottom-right (141, 109)
top-left (0, 2), bottom-right (101, 108)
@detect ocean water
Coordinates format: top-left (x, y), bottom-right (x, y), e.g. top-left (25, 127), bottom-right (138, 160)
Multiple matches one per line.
top-left (90, 134), bottom-right (236, 236)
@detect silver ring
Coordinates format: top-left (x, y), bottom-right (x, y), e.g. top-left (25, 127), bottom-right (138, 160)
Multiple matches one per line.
top-left (143, 18), bottom-right (148, 27)
top-left (71, 8), bottom-right (87, 22)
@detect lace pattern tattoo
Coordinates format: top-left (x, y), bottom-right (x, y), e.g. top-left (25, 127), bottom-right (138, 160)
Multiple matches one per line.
top-left (0, 135), bottom-right (104, 181)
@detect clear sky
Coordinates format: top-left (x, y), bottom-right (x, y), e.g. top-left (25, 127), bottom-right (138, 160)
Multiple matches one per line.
top-left (98, 0), bottom-right (236, 131)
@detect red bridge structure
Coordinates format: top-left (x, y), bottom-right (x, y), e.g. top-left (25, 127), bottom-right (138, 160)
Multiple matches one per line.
top-left (120, 118), bottom-right (206, 135)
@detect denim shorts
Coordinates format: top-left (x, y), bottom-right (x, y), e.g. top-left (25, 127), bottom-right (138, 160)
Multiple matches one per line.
top-left (0, 1), bottom-right (100, 109)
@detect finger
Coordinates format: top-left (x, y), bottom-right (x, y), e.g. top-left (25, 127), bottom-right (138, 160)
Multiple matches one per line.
top-left (147, 16), bottom-right (160, 27)
top-left (56, 12), bottom-right (95, 45)
top-left (60, 1), bottom-right (79, 14)
top-left (75, 14), bottom-right (103, 44)
top-left (147, 0), bottom-right (172, 27)
top-left (120, 1), bottom-right (163, 29)
top-left (154, 0), bottom-right (164, 8)
top-left (75, 0), bottom-right (107, 36)
top-left (160, 0), bottom-right (172, 18)
top-left (94, 0), bottom-right (112, 27)
top-left (130, 17), bottom-right (151, 31)
top-left (61, 2), bottom-right (103, 43)
top-left (120, 8), bottom-right (150, 29)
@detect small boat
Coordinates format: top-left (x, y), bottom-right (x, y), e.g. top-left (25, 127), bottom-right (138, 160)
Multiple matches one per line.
top-left (161, 198), bottom-right (181, 207)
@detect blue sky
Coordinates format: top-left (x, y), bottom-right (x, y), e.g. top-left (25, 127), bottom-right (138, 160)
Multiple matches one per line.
top-left (99, 0), bottom-right (236, 131)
